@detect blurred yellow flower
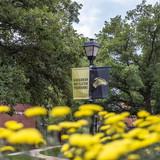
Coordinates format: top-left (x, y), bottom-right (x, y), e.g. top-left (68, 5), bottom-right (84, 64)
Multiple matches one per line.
top-left (67, 128), bottom-right (77, 133)
top-left (0, 105), bottom-right (10, 113)
top-left (97, 139), bottom-right (132, 160)
top-left (50, 106), bottom-right (71, 117)
top-left (100, 125), bottom-right (111, 131)
top-left (59, 121), bottom-right (81, 129)
top-left (63, 151), bottom-right (73, 158)
top-left (0, 146), bottom-right (15, 152)
top-left (61, 134), bottom-right (69, 140)
top-left (149, 123), bottom-right (160, 132)
top-left (104, 112), bottom-right (116, 119)
top-left (8, 128), bottom-right (45, 145)
top-left (74, 110), bottom-right (93, 118)
top-left (73, 156), bottom-right (82, 160)
top-left (0, 128), bottom-right (14, 139)
top-left (146, 115), bottom-right (160, 123)
top-left (100, 136), bottom-right (112, 143)
top-left (24, 106), bottom-right (47, 117)
top-left (61, 143), bottom-right (70, 152)
top-left (137, 121), bottom-right (152, 128)
top-left (79, 104), bottom-right (103, 112)
top-left (105, 112), bottom-right (129, 124)
top-left (77, 119), bottom-right (88, 126)
top-left (98, 111), bottom-right (108, 116)
top-left (124, 128), bottom-right (149, 139)
top-left (127, 154), bottom-right (140, 160)
top-left (5, 120), bottom-right (24, 130)
top-left (133, 119), bottom-right (144, 126)
top-left (69, 134), bottom-right (100, 148)
top-left (137, 110), bottom-right (150, 118)
top-left (84, 144), bottom-right (102, 160)
top-left (47, 125), bottom-right (61, 132)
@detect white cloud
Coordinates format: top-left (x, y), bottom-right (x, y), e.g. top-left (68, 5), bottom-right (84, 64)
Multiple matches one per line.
top-left (74, 0), bottom-right (158, 37)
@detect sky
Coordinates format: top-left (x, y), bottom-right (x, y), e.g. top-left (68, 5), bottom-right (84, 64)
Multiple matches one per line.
top-left (73, 0), bottom-right (158, 38)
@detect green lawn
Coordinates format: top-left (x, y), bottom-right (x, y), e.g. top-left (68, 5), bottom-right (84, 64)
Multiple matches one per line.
top-left (4, 154), bottom-right (42, 160)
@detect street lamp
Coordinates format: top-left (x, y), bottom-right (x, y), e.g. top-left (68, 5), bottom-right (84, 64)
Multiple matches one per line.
top-left (84, 39), bottom-right (100, 134)
top-left (84, 39), bottom-right (100, 66)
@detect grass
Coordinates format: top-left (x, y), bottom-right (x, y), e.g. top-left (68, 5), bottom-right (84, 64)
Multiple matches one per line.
top-left (4, 154), bottom-right (34, 160)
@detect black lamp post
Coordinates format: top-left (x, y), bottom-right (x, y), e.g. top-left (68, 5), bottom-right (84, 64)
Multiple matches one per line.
top-left (84, 39), bottom-right (100, 66)
top-left (84, 39), bottom-right (100, 134)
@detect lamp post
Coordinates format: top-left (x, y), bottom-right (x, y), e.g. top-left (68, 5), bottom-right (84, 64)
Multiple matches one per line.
top-left (84, 39), bottom-right (100, 134)
top-left (84, 39), bottom-right (100, 66)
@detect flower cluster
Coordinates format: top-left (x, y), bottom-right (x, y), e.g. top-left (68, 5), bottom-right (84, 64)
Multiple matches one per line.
top-left (59, 107), bottom-right (160, 160)
top-left (0, 104), bottom-right (160, 160)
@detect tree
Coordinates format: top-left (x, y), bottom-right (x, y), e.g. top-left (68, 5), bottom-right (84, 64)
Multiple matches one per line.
top-left (97, 1), bottom-right (160, 113)
top-left (0, 0), bottom-right (83, 105)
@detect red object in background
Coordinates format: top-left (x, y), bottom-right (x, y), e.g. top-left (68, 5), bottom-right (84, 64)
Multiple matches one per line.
top-left (124, 116), bottom-right (137, 128)
top-left (0, 104), bottom-right (36, 128)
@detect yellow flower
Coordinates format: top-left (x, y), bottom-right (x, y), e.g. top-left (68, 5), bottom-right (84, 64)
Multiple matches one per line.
top-left (73, 156), bottom-right (82, 160)
top-left (97, 139), bottom-right (133, 160)
top-left (133, 119), bottom-right (144, 126)
top-left (84, 144), bottom-right (103, 160)
top-left (59, 121), bottom-right (81, 129)
top-left (0, 128), bottom-right (14, 139)
top-left (146, 115), bottom-right (160, 123)
top-left (0, 146), bottom-right (15, 152)
top-left (127, 154), bottom-right (140, 160)
top-left (149, 123), bottom-right (160, 132)
top-left (0, 105), bottom-right (10, 113)
top-left (100, 136), bottom-right (112, 143)
top-left (123, 128), bottom-right (149, 139)
top-left (105, 112), bottom-right (129, 124)
top-left (77, 119), bottom-right (88, 126)
top-left (69, 134), bottom-right (100, 148)
top-left (67, 128), bottom-right (77, 133)
top-left (63, 151), bottom-right (73, 158)
top-left (5, 120), bottom-right (24, 130)
top-left (79, 104), bottom-right (103, 112)
top-left (137, 110), bottom-right (150, 118)
top-left (24, 106), bottom-right (47, 117)
top-left (8, 128), bottom-right (45, 145)
top-left (98, 111), bottom-right (108, 116)
top-left (117, 122), bottom-right (126, 128)
top-left (137, 121), bottom-right (152, 128)
top-left (47, 125), bottom-right (61, 132)
top-left (61, 143), bottom-right (70, 152)
top-left (104, 112), bottom-right (116, 119)
top-left (74, 110), bottom-right (94, 118)
top-left (106, 128), bottom-right (116, 135)
top-left (50, 106), bottom-right (71, 117)
top-left (112, 133), bottom-right (123, 140)
top-left (100, 125), bottom-right (111, 131)
top-left (61, 134), bottom-right (69, 140)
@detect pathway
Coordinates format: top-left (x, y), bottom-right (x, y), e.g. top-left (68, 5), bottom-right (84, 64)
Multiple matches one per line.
top-left (8, 145), bottom-right (66, 160)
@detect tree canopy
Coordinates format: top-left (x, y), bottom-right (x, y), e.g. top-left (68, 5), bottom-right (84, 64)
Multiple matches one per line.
top-left (0, 0), bottom-right (83, 105)
top-left (97, 0), bottom-right (160, 113)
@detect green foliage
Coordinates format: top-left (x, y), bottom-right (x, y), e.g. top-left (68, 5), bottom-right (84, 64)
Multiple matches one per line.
top-left (0, 0), bottom-right (83, 105)
top-left (97, 1), bottom-right (160, 113)
top-left (0, 64), bottom-right (30, 104)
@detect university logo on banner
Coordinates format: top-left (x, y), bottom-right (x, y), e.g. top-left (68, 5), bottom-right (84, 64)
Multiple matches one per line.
top-left (72, 67), bottom-right (89, 99)
top-left (90, 67), bottom-right (111, 99)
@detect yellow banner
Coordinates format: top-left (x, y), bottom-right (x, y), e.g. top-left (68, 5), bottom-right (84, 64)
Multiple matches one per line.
top-left (72, 67), bottom-right (89, 99)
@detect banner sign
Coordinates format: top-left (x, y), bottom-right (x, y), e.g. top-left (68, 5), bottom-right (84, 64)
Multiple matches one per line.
top-left (90, 67), bottom-right (111, 99)
top-left (72, 67), bottom-right (89, 99)
top-left (72, 67), bottom-right (110, 100)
